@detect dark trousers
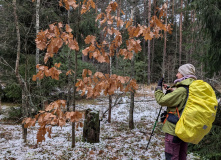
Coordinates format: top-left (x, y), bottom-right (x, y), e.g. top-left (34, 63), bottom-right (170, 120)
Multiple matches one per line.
top-left (165, 133), bottom-right (188, 160)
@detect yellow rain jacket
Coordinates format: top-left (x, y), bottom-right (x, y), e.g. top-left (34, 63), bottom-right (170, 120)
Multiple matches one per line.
top-left (155, 78), bottom-right (194, 136)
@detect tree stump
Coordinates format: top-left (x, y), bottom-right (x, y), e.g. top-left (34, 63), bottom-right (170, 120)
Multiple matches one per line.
top-left (83, 109), bottom-right (100, 143)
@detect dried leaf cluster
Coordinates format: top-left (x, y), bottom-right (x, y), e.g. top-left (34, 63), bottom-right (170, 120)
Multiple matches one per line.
top-left (32, 63), bottom-right (62, 81)
top-left (76, 69), bottom-right (138, 98)
top-left (33, 22), bottom-right (79, 81)
top-left (22, 100), bottom-right (84, 143)
top-left (59, 0), bottom-right (96, 14)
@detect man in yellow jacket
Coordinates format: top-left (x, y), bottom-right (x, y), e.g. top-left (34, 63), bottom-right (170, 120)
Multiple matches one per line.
top-left (155, 64), bottom-right (197, 160)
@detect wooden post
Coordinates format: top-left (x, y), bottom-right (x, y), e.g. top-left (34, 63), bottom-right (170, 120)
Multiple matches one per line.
top-left (83, 109), bottom-right (100, 143)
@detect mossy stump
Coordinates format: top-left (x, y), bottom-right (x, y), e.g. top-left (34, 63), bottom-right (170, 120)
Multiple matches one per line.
top-left (83, 109), bottom-right (100, 143)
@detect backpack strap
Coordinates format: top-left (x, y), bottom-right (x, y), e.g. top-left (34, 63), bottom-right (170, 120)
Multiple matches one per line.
top-left (182, 85), bottom-right (189, 96)
top-left (163, 107), bottom-right (180, 124)
top-left (178, 85), bottom-right (189, 116)
top-left (163, 85), bottom-right (190, 124)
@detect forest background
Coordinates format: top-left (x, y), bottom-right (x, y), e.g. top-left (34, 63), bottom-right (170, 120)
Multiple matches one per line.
top-left (0, 0), bottom-right (221, 159)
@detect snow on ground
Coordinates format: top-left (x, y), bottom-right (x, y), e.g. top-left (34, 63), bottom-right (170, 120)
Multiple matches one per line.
top-left (0, 89), bottom-right (200, 159)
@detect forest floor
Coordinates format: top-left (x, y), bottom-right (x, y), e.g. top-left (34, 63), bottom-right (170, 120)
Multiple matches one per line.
top-left (0, 85), bottom-right (201, 160)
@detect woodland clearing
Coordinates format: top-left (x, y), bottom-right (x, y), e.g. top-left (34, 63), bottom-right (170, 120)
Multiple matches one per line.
top-left (0, 85), bottom-right (200, 160)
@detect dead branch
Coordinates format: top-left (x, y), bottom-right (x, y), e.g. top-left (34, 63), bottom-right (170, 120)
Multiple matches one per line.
top-left (101, 93), bottom-right (124, 120)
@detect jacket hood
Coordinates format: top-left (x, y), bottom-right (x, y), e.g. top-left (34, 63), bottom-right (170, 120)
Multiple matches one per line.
top-left (175, 78), bottom-right (195, 87)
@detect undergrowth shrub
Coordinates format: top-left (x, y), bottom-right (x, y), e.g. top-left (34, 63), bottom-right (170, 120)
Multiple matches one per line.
top-left (7, 106), bottom-right (22, 120)
top-left (3, 83), bottom-right (22, 103)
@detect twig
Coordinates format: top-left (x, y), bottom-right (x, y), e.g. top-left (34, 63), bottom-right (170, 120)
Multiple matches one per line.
top-left (0, 116), bottom-right (25, 125)
top-left (101, 93), bottom-right (124, 120)
top-left (118, 99), bottom-right (155, 104)
top-left (206, 78), bottom-right (221, 87)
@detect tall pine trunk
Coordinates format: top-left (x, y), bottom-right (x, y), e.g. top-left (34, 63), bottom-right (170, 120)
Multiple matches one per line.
top-left (147, 0), bottom-right (151, 85)
top-left (143, 0), bottom-right (146, 82)
top-left (151, 0), bottom-right (157, 82)
top-left (190, 10), bottom-right (195, 63)
top-left (179, 0), bottom-right (183, 66)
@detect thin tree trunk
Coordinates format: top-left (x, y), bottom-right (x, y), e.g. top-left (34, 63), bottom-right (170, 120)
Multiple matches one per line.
top-left (147, 0), bottom-right (151, 85)
top-left (107, 0), bottom-right (112, 123)
top-left (115, 0), bottom-right (121, 70)
top-left (108, 95), bottom-right (112, 123)
top-left (13, 0), bottom-right (27, 116)
top-left (129, 54), bottom-right (135, 130)
top-left (72, 0), bottom-right (80, 148)
top-left (13, 0), bottom-right (21, 93)
top-left (36, 0), bottom-right (43, 110)
top-left (184, 1), bottom-right (188, 63)
top-left (108, 50), bottom-right (112, 123)
top-left (190, 10), bottom-right (195, 63)
top-left (179, 0), bottom-right (183, 66)
top-left (13, 0), bottom-right (36, 118)
top-left (162, 0), bottom-right (168, 77)
top-left (167, 63), bottom-right (170, 83)
top-left (143, 0), bottom-right (146, 81)
top-left (66, 10), bottom-right (72, 112)
top-left (22, 124), bottom-right (27, 143)
top-left (129, 2), bottom-right (135, 130)
top-left (172, 0), bottom-right (174, 24)
top-left (151, 0), bottom-right (156, 82)
top-left (173, 1), bottom-right (178, 81)
top-left (36, 0), bottom-right (40, 74)
top-left (0, 97), bottom-right (2, 114)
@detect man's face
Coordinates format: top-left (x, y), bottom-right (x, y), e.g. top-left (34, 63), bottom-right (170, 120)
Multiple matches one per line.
top-left (176, 72), bottom-right (183, 79)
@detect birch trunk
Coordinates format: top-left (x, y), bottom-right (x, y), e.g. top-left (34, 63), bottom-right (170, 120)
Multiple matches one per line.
top-left (162, 0), bottom-right (168, 77)
top-left (36, 0), bottom-right (40, 74)
top-left (13, 0), bottom-right (36, 118)
top-left (13, 0), bottom-right (27, 117)
top-left (173, 1), bottom-right (178, 81)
